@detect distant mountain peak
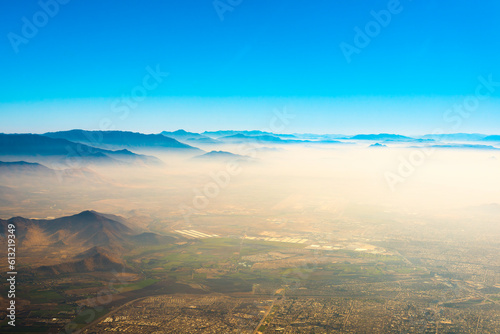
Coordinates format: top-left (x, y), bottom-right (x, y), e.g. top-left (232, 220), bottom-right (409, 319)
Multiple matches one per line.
top-left (114, 149), bottom-right (135, 154)
top-left (369, 143), bottom-right (387, 148)
top-left (74, 245), bottom-right (116, 259)
top-left (0, 160), bottom-right (40, 166)
top-left (483, 135), bottom-right (500, 141)
top-left (43, 130), bottom-right (201, 152)
top-left (350, 133), bottom-right (412, 140)
top-left (0, 133), bottom-right (165, 167)
top-left (193, 150), bottom-right (253, 162)
top-left (198, 150), bottom-right (241, 157)
top-left (161, 130), bottom-right (219, 144)
top-left (74, 210), bottom-right (100, 218)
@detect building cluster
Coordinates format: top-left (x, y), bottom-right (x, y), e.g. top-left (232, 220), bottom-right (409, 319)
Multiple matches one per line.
top-left (83, 295), bottom-right (273, 334)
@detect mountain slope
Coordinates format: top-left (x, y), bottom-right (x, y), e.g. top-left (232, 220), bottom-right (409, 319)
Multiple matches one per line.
top-left (421, 133), bottom-right (488, 141)
top-left (0, 210), bottom-right (134, 249)
top-left (202, 130), bottom-right (274, 138)
top-left (193, 150), bottom-right (253, 162)
top-left (349, 133), bottom-right (414, 141)
top-left (219, 133), bottom-right (309, 144)
top-left (161, 129), bottom-right (220, 144)
top-left (0, 161), bottom-right (54, 174)
top-left (44, 129), bottom-right (202, 153)
top-left (418, 144), bottom-right (499, 150)
top-left (38, 246), bottom-right (128, 275)
top-left (0, 133), bottom-right (161, 166)
top-left (130, 232), bottom-right (177, 245)
top-left (0, 160), bottom-right (106, 185)
top-left (0, 210), bottom-right (181, 251)
top-left (0, 211), bottom-right (182, 274)
top-left (483, 135), bottom-right (500, 141)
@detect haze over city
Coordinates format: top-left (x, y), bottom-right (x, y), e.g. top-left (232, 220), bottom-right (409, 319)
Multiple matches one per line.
top-left (1, 1), bottom-right (499, 333)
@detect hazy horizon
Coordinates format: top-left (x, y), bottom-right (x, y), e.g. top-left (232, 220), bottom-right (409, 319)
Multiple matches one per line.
top-left (1, 1), bottom-right (499, 332)
top-left (2, 95), bottom-right (500, 135)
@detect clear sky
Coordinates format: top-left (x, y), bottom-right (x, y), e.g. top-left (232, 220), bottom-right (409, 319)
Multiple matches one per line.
top-left (1, 0), bottom-right (499, 134)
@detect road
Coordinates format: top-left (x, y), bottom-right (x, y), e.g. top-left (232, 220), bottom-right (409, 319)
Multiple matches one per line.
top-left (252, 299), bottom-right (276, 334)
top-left (78, 296), bottom-right (148, 333)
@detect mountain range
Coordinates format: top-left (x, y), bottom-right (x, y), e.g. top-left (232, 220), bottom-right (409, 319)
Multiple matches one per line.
top-left (0, 160), bottom-right (54, 174)
top-left (417, 144), bottom-right (499, 150)
top-left (44, 129), bottom-right (201, 152)
top-left (0, 130), bottom-right (499, 172)
top-left (483, 135), bottom-right (500, 141)
top-left (0, 210), bottom-right (134, 249)
top-left (202, 130), bottom-right (288, 138)
top-left (349, 133), bottom-right (413, 141)
top-left (161, 129), bottom-right (220, 144)
top-left (193, 150), bottom-right (253, 162)
top-left (38, 246), bottom-right (128, 275)
top-left (0, 210), bottom-right (180, 274)
top-left (0, 160), bottom-right (105, 184)
top-left (220, 133), bottom-right (291, 143)
top-left (420, 133), bottom-right (489, 141)
top-left (0, 133), bottom-right (162, 167)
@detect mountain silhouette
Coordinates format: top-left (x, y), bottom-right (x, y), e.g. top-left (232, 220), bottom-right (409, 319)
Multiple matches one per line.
top-left (44, 129), bottom-right (201, 153)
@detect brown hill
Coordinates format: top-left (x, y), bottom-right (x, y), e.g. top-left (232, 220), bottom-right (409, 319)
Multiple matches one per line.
top-left (0, 211), bottom-right (181, 273)
top-left (0, 210), bottom-right (134, 250)
top-left (38, 246), bottom-right (128, 275)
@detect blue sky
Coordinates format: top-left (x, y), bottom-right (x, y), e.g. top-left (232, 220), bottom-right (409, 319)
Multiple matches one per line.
top-left (1, 0), bottom-right (499, 134)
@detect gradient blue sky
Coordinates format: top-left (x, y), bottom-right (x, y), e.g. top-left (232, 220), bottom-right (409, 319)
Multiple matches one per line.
top-left (1, 0), bottom-right (499, 134)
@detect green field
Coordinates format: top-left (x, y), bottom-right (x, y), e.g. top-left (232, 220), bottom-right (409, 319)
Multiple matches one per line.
top-left (112, 278), bottom-right (159, 293)
top-left (19, 289), bottom-right (65, 304)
